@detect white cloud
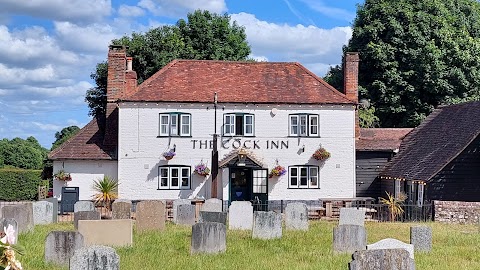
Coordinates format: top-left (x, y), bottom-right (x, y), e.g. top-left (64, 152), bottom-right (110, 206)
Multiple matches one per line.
top-left (0, 0), bottom-right (112, 24)
top-left (300, 0), bottom-right (355, 23)
top-left (54, 22), bottom-right (117, 53)
top-left (118, 5), bottom-right (146, 17)
top-left (31, 122), bottom-right (62, 132)
top-left (250, 55), bottom-right (269, 62)
top-left (138, 0), bottom-right (227, 17)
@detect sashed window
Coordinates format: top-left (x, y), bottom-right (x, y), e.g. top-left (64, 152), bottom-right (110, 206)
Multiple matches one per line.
top-left (289, 114), bottom-right (319, 137)
top-left (288, 166), bottom-right (319, 189)
top-left (159, 113), bottom-right (191, 136)
top-left (223, 113), bottom-right (254, 136)
top-left (158, 166), bottom-right (191, 189)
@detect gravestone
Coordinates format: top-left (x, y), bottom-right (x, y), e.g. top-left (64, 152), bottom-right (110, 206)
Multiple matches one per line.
top-left (1, 203), bottom-right (33, 233)
top-left (69, 245), bottom-right (119, 270)
top-left (252, 211), bottom-right (282, 240)
top-left (176, 204), bottom-right (196, 226)
top-left (45, 231), bottom-right (84, 266)
top-left (201, 198), bottom-right (223, 212)
top-left (229, 201), bottom-right (253, 230)
top-left (333, 225), bottom-right (367, 253)
top-left (285, 202), bottom-right (309, 231)
top-left (135, 200), bottom-right (166, 232)
top-left (74, 201), bottom-right (95, 213)
top-left (74, 211), bottom-right (101, 230)
top-left (43, 198), bottom-right (59, 223)
top-left (172, 199), bottom-right (191, 223)
top-left (410, 226), bottom-right (432, 252)
top-left (112, 199), bottom-right (132, 220)
top-left (0, 218), bottom-right (18, 244)
top-left (199, 211), bottom-right (227, 225)
top-left (33, 201), bottom-right (54, 225)
top-left (339, 208), bottom-right (366, 227)
top-left (78, 220), bottom-right (133, 247)
top-left (367, 238), bottom-right (415, 259)
top-left (349, 249), bottom-right (415, 270)
top-left (191, 222), bottom-right (227, 254)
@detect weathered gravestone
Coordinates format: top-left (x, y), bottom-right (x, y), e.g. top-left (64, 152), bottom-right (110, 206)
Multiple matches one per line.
top-left (176, 204), bottom-right (196, 226)
top-left (69, 245), bottom-right (119, 270)
top-left (78, 220), bottom-right (133, 247)
top-left (229, 201), bottom-right (253, 230)
top-left (1, 203), bottom-right (33, 233)
top-left (33, 201), bottom-right (54, 225)
top-left (367, 238), bottom-right (415, 259)
top-left (172, 199), bottom-right (190, 223)
top-left (252, 211), bottom-right (282, 240)
top-left (45, 231), bottom-right (84, 266)
top-left (191, 222), bottom-right (227, 254)
top-left (199, 211), bottom-right (227, 225)
top-left (74, 201), bottom-right (95, 213)
top-left (339, 208), bottom-right (366, 227)
top-left (112, 199), bottom-right (132, 219)
top-left (135, 200), bottom-right (165, 232)
top-left (333, 225), bottom-right (367, 254)
top-left (0, 218), bottom-right (18, 244)
top-left (74, 211), bottom-right (101, 230)
top-left (349, 249), bottom-right (415, 270)
top-left (201, 198), bottom-right (223, 212)
top-left (285, 202), bottom-right (309, 231)
top-left (410, 226), bottom-right (432, 252)
top-left (43, 198), bottom-right (59, 223)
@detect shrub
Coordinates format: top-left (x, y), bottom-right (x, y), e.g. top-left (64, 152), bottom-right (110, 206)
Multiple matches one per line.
top-left (0, 169), bottom-right (42, 201)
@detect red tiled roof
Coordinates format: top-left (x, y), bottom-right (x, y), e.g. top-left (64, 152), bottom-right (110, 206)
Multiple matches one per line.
top-left (48, 116), bottom-right (117, 160)
top-left (356, 128), bottom-right (413, 151)
top-left (122, 60), bottom-right (354, 104)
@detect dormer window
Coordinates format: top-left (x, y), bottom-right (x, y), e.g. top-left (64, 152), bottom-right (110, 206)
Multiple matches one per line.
top-left (223, 113), bottom-right (254, 136)
top-left (289, 114), bottom-right (319, 137)
top-left (159, 113), bottom-right (191, 137)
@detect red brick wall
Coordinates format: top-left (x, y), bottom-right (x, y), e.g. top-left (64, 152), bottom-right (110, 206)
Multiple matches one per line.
top-left (344, 52), bottom-right (360, 138)
top-left (434, 200), bottom-right (480, 224)
top-left (107, 45), bottom-right (126, 101)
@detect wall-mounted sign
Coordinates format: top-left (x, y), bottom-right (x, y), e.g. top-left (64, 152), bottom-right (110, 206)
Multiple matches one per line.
top-left (191, 139), bottom-right (289, 150)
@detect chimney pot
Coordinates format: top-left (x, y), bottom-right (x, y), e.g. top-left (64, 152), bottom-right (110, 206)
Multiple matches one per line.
top-left (126, 57), bottom-right (133, 71)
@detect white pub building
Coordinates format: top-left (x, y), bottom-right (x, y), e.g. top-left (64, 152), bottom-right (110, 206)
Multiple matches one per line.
top-left (49, 45), bottom-right (360, 204)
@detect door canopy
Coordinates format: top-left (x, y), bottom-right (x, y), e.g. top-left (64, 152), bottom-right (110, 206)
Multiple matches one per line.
top-left (219, 148), bottom-right (265, 168)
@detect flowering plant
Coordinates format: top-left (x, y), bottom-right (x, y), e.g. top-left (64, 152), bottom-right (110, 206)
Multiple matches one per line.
top-left (194, 162), bottom-right (211, 177)
top-left (163, 149), bottom-right (176, 160)
top-left (53, 170), bottom-right (72, 181)
top-left (269, 165), bottom-right (286, 178)
top-left (312, 147), bottom-right (331, 161)
top-left (0, 225), bottom-right (24, 270)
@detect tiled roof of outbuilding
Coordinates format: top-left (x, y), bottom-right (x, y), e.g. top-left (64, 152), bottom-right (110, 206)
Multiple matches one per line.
top-left (381, 101), bottom-right (480, 182)
top-left (122, 60), bottom-right (355, 105)
top-left (357, 128), bottom-right (413, 151)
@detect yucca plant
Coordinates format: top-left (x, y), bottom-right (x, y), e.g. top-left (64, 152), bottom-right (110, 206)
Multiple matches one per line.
top-left (380, 191), bottom-right (407, 222)
top-left (92, 176), bottom-right (119, 211)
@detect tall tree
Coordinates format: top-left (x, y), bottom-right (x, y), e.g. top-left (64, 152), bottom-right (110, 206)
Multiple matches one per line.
top-left (51, 126), bottom-right (80, 150)
top-left (86, 10), bottom-right (251, 117)
top-left (325, 0), bottom-right (480, 127)
top-left (0, 137), bottom-right (48, 170)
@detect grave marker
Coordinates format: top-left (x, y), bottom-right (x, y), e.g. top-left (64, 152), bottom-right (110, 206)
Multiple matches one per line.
top-left (201, 198), bottom-right (223, 212)
top-left (45, 231), bottom-right (84, 266)
top-left (367, 238), bottom-right (415, 259)
top-left (74, 201), bottom-right (95, 213)
top-left (410, 226), bottom-right (432, 252)
top-left (252, 211), bottom-right (282, 240)
top-left (191, 222), bottom-right (227, 254)
top-left (74, 211), bottom-right (101, 230)
top-left (199, 211), bottom-right (227, 225)
top-left (349, 249), bottom-right (415, 270)
top-left (1, 203), bottom-right (33, 233)
top-left (285, 203), bottom-right (309, 231)
top-left (339, 208), bottom-right (366, 227)
top-left (172, 199), bottom-right (191, 223)
top-left (333, 225), bottom-right (367, 253)
top-left (112, 199), bottom-right (132, 220)
top-left (135, 200), bottom-right (165, 232)
top-left (229, 201), bottom-right (253, 230)
top-left (33, 201), bottom-right (54, 225)
top-left (78, 220), bottom-right (133, 247)
top-left (69, 245), bottom-right (119, 270)
top-left (176, 204), bottom-right (196, 226)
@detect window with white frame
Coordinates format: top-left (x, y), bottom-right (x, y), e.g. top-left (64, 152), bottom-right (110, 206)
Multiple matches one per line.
top-left (289, 114), bottom-right (319, 136)
top-left (288, 166), bottom-right (319, 188)
top-left (158, 166), bottom-right (191, 189)
top-left (223, 113), bottom-right (254, 136)
top-left (159, 113), bottom-right (191, 136)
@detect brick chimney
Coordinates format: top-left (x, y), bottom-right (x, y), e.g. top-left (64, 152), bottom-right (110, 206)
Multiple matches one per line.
top-left (344, 52), bottom-right (360, 137)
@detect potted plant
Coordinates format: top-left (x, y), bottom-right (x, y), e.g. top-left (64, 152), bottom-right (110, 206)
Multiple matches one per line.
top-left (194, 162), bottom-right (211, 177)
top-left (162, 149), bottom-right (176, 160)
top-left (53, 170), bottom-right (72, 181)
top-left (312, 147), bottom-right (331, 161)
top-left (269, 165), bottom-right (286, 178)
top-left (92, 176), bottom-right (119, 211)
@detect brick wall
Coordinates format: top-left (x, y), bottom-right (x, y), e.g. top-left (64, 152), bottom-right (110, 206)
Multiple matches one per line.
top-left (434, 200), bottom-right (480, 224)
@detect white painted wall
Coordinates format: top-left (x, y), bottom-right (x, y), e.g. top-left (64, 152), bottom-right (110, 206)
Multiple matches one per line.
top-left (52, 160), bottom-right (118, 200)
top-left (118, 102), bottom-right (356, 201)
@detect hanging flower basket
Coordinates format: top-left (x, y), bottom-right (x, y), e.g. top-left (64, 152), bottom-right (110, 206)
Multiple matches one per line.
top-left (269, 165), bottom-right (286, 178)
top-left (194, 162), bottom-right (211, 177)
top-left (163, 150), bottom-right (176, 160)
top-left (312, 147), bottom-right (331, 161)
top-left (54, 170), bottom-right (72, 181)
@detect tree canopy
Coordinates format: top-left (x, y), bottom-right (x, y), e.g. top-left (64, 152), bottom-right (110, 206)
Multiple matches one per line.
top-left (86, 10), bottom-right (251, 117)
top-left (0, 137), bottom-right (48, 170)
top-left (51, 125), bottom-right (80, 150)
top-left (325, 0), bottom-right (480, 127)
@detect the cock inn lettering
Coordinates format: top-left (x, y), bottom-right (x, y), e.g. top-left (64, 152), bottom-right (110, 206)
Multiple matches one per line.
top-left (191, 139), bottom-right (289, 150)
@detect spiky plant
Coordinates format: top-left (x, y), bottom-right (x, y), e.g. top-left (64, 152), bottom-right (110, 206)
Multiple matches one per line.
top-left (92, 176), bottom-right (119, 211)
top-left (380, 191), bottom-right (407, 222)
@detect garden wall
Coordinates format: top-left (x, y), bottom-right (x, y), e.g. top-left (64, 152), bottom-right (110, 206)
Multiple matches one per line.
top-left (434, 200), bottom-right (480, 224)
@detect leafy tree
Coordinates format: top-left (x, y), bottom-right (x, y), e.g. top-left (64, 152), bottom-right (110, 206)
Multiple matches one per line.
top-left (86, 10), bottom-right (251, 117)
top-left (0, 137), bottom-right (48, 170)
top-left (51, 125), bottom-right (80, 150)
top-left (325, 0), bottom-right (480, 127)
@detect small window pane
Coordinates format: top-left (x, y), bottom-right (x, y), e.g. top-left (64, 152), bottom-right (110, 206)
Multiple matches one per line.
top-left (309, 167), bottom-right (318, 187)
top-left (181, 115), bottom-right (190, 136)
top-left (170, 115), bottom-right (178, 135)
top-left (290, 116), bottom-right (298, 135)
top-left (160, 115), bottom-right (169, 135)
top-left (300, 115), bottom-right (307, 135)
top-left (310, 115), bottom-right (318, 135)
top-left (160, 168), bottom-right (168, 187)
top-left (235, 115), bottom-right (243, 135)
top-left (300, 167), bottom-right (308, 186)
top-left (290, 167), bottom-right (298, 187)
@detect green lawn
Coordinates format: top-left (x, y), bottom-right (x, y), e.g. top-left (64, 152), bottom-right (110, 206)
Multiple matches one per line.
top-left (18, 221), bottom-right (480, 270)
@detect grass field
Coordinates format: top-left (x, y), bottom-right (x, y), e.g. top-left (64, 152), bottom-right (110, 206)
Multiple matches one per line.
top-left (18, 221), bottom-right (480, 270)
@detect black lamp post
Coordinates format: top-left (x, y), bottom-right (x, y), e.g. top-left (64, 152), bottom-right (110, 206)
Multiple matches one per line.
top-left (211, 92), bottom-right (219, 198)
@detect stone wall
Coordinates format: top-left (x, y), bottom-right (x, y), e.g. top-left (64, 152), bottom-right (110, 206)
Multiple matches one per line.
top-left (434, 200), bottom-right (480, 224)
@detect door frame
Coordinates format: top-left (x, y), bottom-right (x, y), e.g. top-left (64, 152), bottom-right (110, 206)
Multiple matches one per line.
top-left (228, 166), bottom-right (268, 204)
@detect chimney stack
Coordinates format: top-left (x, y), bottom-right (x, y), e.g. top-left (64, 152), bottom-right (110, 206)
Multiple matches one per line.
top-left (125, 56), bottom-right (137, 98)
top-left (344, 52), bottom-right (360, 138)
top-left (107, 45), bottom-right (127, 102)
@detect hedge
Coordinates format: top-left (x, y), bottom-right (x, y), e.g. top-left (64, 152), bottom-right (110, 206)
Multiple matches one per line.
top-left (0, 168), bottom-right (42, 201)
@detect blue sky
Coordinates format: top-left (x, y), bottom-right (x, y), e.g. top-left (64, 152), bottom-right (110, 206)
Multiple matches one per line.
top-left (0, 0), bottom-right (362, 148)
